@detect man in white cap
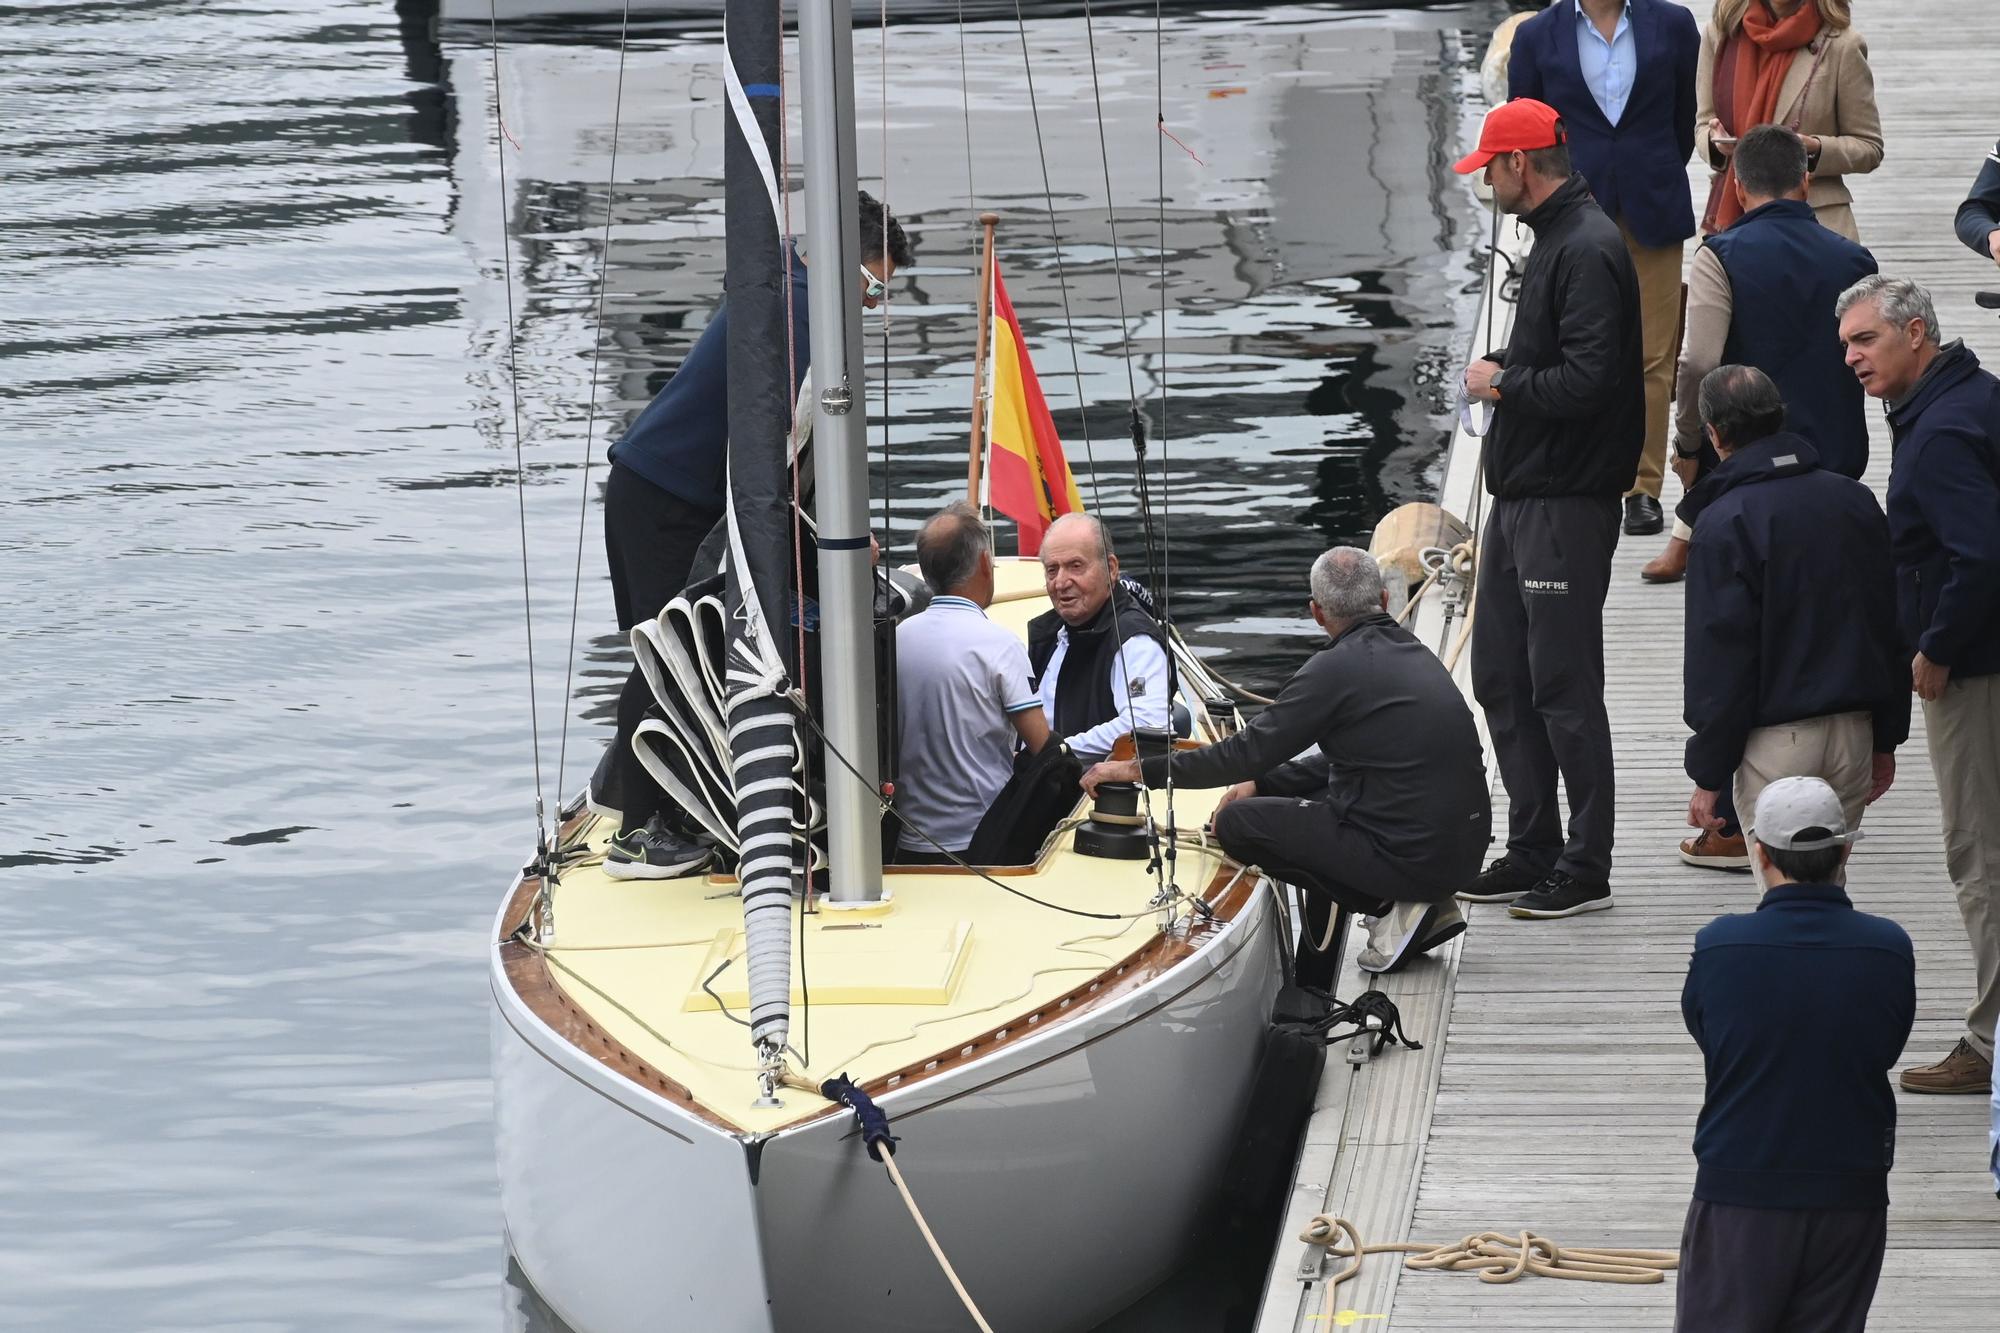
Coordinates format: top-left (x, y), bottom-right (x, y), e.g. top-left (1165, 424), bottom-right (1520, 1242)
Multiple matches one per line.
top-left (1675, 776), bottom-right (1914, 1333)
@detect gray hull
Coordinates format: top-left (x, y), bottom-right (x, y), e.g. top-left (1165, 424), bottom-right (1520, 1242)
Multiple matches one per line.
top-left (493, 883), bottom-right (1284, 1331)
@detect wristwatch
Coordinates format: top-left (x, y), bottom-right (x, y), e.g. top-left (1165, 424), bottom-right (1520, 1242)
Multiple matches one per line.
top-left (1488, 366), bottom-right (1508, 401)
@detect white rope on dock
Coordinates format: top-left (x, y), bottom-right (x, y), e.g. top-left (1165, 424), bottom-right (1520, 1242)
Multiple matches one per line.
top-left (1299, 1212), bottom-right (1679, 1321)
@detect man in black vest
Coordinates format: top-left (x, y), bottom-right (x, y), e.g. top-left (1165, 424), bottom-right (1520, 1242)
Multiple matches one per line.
top-left (1644, 124), bottom-right (1877, 591)
top-left (1082, 548), bottom-right (1490, 987)
top-left (1027, 514), bottom-right (1171, 763)
top-left (1455, 99), bottom-right (1644, 920)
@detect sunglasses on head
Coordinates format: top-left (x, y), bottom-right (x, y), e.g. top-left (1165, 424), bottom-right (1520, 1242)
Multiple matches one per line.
top-left (859, 265), bottom-right (888, 302)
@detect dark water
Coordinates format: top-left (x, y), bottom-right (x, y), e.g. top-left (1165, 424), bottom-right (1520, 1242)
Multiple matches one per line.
top-left (1, 1), bottom-right (1494, 1326)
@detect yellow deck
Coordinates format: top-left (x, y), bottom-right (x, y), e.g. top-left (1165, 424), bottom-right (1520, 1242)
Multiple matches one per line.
top-left (539, 559), bottom-right (1241, 1134)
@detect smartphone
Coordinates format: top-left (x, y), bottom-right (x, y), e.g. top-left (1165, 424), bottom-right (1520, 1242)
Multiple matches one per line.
top-left (1712, 134), bottom-right (1739, 153)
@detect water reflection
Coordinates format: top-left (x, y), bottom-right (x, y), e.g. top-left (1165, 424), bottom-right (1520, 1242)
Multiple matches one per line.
top-left (0, 0), bottom-right (1495, 1327)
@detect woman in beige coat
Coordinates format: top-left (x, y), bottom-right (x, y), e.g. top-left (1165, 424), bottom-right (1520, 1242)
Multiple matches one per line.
top-left (1696, 0), bottom-right (1883, 241)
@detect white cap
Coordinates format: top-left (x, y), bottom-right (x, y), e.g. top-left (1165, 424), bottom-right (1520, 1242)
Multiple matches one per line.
top-left (1751, 776), bottom-right (1861, 852)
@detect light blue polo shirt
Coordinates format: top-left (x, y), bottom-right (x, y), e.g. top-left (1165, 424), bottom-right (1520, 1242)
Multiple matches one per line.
top-left (894, 596), bottom-right (1041, 853)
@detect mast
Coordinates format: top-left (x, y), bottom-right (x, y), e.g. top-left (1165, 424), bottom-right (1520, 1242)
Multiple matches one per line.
top-left (722, 0), bottom-right (800, 1085)
top-left (966, 212), bottom-right (999, 504)
top-left (800, 0), bottom-right (884, 904)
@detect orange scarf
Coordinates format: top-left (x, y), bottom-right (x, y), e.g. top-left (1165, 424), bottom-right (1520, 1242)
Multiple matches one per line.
top-left (1711, 0), bottom-right (1823, 231)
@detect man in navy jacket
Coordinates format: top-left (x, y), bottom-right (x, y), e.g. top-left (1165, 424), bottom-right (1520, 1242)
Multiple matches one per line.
top-left (1677, 776), bottom-right (1913, 1333)
top-left (1510, 0), bottom-right (1700, 538)
top-left (1680, 366), bottom-right (1906, 873)
top-left (1839, 274), bottom-right (2000, 1097)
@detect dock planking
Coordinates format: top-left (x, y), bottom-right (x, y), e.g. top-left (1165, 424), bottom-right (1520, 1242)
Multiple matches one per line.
top-left (1268, 1), bottom-right (2000, 1329)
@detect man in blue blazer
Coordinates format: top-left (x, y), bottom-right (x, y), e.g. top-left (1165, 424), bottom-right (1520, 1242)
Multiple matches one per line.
top-left (1511, 0), bottom-right (1701, 539)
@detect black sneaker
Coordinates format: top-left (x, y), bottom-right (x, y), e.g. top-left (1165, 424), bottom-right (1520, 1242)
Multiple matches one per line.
top-left (603, 820), bottom-right (711, 881)
top-left (1457, 856), bottom-right (1542, 904)
top-left (1507, 869), bottom-right (1613, 919)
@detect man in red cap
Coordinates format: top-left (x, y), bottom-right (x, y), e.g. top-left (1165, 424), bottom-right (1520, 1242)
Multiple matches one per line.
top-left (1454, 98), bottom-right (1645, 921)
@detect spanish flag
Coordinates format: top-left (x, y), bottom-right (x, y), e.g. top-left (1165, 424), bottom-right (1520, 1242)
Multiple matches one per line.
top-left (987, 262), bottom-right (1084, 555)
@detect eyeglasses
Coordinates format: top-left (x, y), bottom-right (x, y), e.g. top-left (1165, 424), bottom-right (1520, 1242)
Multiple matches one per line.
top-left (859, 265), bottom-right (888, 303)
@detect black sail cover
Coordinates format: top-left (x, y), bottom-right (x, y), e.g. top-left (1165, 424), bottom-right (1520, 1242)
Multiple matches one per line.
top-left (720, 0), bottom-right (798, 1057)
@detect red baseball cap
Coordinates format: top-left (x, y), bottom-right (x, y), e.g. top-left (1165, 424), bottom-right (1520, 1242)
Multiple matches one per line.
top-left (1454, 98), bottom-right (1566, 174)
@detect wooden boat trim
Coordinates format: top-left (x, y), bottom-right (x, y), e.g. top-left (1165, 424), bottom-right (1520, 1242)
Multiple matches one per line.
top-left (495, 853), bottom-right (1262, 1136)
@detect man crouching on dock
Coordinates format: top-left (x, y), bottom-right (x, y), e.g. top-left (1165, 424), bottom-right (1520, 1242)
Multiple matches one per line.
top-left (1081, 548), bottom-right (1491, 986)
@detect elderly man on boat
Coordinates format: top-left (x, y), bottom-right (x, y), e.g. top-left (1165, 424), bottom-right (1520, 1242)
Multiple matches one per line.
top-left (1083, 547), bottom-right (1491, 984)
top-left (1028, 513), bottom-right (1172, 763)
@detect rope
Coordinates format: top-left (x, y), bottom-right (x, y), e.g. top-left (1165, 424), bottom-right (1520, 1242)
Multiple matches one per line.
top-left (552, 0), bottom-right (632, 806)
top-left (1300, 1215), bottom-right (1677, 1321)
top-left (883, 1151), bottom-right (996, 1332)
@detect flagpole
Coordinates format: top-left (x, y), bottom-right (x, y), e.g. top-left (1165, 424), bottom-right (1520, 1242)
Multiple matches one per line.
top-left (966, 211), bottom-right (999, 504)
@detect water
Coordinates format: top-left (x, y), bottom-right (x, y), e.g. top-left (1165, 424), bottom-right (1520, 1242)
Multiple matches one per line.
top-left (0, 1), bottom-right (1495, 1326)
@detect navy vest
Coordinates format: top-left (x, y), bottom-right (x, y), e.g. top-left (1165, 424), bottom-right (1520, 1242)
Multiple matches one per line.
top-left (1705, 199), bottom-right (1878, 479)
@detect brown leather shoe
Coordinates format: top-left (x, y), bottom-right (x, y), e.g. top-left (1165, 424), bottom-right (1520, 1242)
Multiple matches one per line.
top-left (1899, 1039), bottom-right (1993, 1095)
top-left (1641, 537), bottom-right (1689, 584)
top-left (1679, 828), bottom-right (1750, 871)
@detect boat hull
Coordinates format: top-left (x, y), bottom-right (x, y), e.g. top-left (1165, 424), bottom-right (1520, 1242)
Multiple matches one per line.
top-left (493, 882), bottom-right (1284, 1332)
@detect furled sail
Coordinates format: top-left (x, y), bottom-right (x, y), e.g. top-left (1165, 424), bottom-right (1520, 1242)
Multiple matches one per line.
top-left (720, 0), bottom-right (798, 1062)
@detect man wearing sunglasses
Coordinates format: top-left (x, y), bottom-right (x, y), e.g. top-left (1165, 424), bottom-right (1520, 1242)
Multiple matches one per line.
top-left (591, 191), bottom-right (913, 878)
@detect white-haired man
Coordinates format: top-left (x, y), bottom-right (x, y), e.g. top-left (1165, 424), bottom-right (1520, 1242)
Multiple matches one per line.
top-left (1084, 548), bottom-right (1491, 983)
top-left (1028, 513), bottom-right (1171, 763)
top-left (1839, 274), bottom-right (2000, 1097)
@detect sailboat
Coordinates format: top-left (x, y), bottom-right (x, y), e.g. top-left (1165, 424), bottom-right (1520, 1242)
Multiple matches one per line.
top-left (486, 0), bottom-right (1291, 1328)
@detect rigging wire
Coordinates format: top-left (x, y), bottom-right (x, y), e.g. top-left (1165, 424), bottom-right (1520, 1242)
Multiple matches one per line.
top-left (1008, 0), bottom-right (1105, 510)
top-left (1150, 0), bottom-right (1183, 898)
top-left (955, 0), bottom-right (977, 213)
top-left (776, 0), bottom-right (812, 1069)
top-left (552, 0), bottom-right (634, 808)
top-left (487, 2), bottom-right (549, 842)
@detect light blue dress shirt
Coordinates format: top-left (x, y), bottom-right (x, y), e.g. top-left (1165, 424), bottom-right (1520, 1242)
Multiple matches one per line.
top-left (1575, 0), bottom-right (1637, 126)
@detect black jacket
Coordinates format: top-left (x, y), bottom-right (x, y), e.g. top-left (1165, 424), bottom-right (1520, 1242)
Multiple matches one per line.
top-left (1682, 434), bottom-right (1908, 792)
top-left (1886, 342), bottom-right (2000, 680)
top-left (1955, 137), bottom-right (2000, 259)
top-left (1483, 174), bottom-right (1646, 499)
top-left (1140, 613), bottom-right (1490, 897)
top-left (1683, 884), bottom-right (1914, 1210)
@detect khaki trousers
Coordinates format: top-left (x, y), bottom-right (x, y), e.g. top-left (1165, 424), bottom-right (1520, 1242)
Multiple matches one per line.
top-left (1923, 674), bottom-right (2000, 1063)
top-left (1618, 219), bottom-right (1683, 502)
top-left (1734, 712), bottom-right (1873, 887)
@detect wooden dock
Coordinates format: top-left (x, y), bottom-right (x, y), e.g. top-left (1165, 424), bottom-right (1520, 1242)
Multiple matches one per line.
top-left (1258, 2), bottom-right (2000, 1328)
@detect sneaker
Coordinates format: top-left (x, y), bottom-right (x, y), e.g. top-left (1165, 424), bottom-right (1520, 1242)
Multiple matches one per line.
top-left (1457, 856), bottom-right (1543, 904)
top-left (1507, 869), bottom-right (1614, 919)
top-left (1898, 1039), bottom-right (1993, 1095)
top-left (1358, 901), bottom-right (1467, 974)
top-left (603, 821), bottom-right (711, 881)
top-left (1680, 828), bottom-right (1750, 871)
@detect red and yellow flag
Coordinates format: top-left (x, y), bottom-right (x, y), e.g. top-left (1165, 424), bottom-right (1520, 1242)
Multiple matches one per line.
top-left (987, 262), bottom-right (1083, 555)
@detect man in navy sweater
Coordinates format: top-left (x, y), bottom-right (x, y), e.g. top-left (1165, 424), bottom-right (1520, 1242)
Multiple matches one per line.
top-left (1677, 776), bottom-right (1914, 1333)
top-left (591, 194), bottom-right (912, 877)
top-left (1839, 274), bottom-right (2000, 1096)
top-left (1509, 0), bottom-right (1701, 538)
top-left (1679, 365), bottom-right (1905, 877)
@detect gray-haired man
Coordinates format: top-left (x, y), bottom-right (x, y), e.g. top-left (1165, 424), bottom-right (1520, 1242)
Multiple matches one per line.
top-left (1083, 548), bottom-right (1491, 984)
top-left (893, 503), bottom-right (1051, 863)
top-left (1839, 275), bottom-right (2000, 1096)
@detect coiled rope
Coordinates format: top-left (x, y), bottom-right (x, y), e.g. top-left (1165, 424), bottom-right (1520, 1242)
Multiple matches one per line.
top-left (1299, 1214), bottom-right (1678, 1320)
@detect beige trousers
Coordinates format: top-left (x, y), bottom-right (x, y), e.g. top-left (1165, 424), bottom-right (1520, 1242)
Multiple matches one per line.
top-left (1734, 712), bottom-right (1873, 887)
top-left (1923, 675), bottom-right (2000, 1063)
top-left (1618, 220), bottom-right (1684, 502)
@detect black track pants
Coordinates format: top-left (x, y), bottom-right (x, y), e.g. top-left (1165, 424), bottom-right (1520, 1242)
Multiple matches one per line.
top-left (1216, 796), bottom-right (1415, 990)
top-left (603, 462), bottom-right (720, 632)
top-left (599, 463), bottom-right (720, 835)
top-left (1471, 495), bottom-right (1620, 882)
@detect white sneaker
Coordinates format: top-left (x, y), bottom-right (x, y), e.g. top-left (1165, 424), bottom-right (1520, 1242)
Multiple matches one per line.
top-left (1357, 901), bottom-right (1466, 974)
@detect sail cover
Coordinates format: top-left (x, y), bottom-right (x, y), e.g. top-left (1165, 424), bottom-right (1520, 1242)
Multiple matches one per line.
top-left (720, 0), bottom-right (799, 1058)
